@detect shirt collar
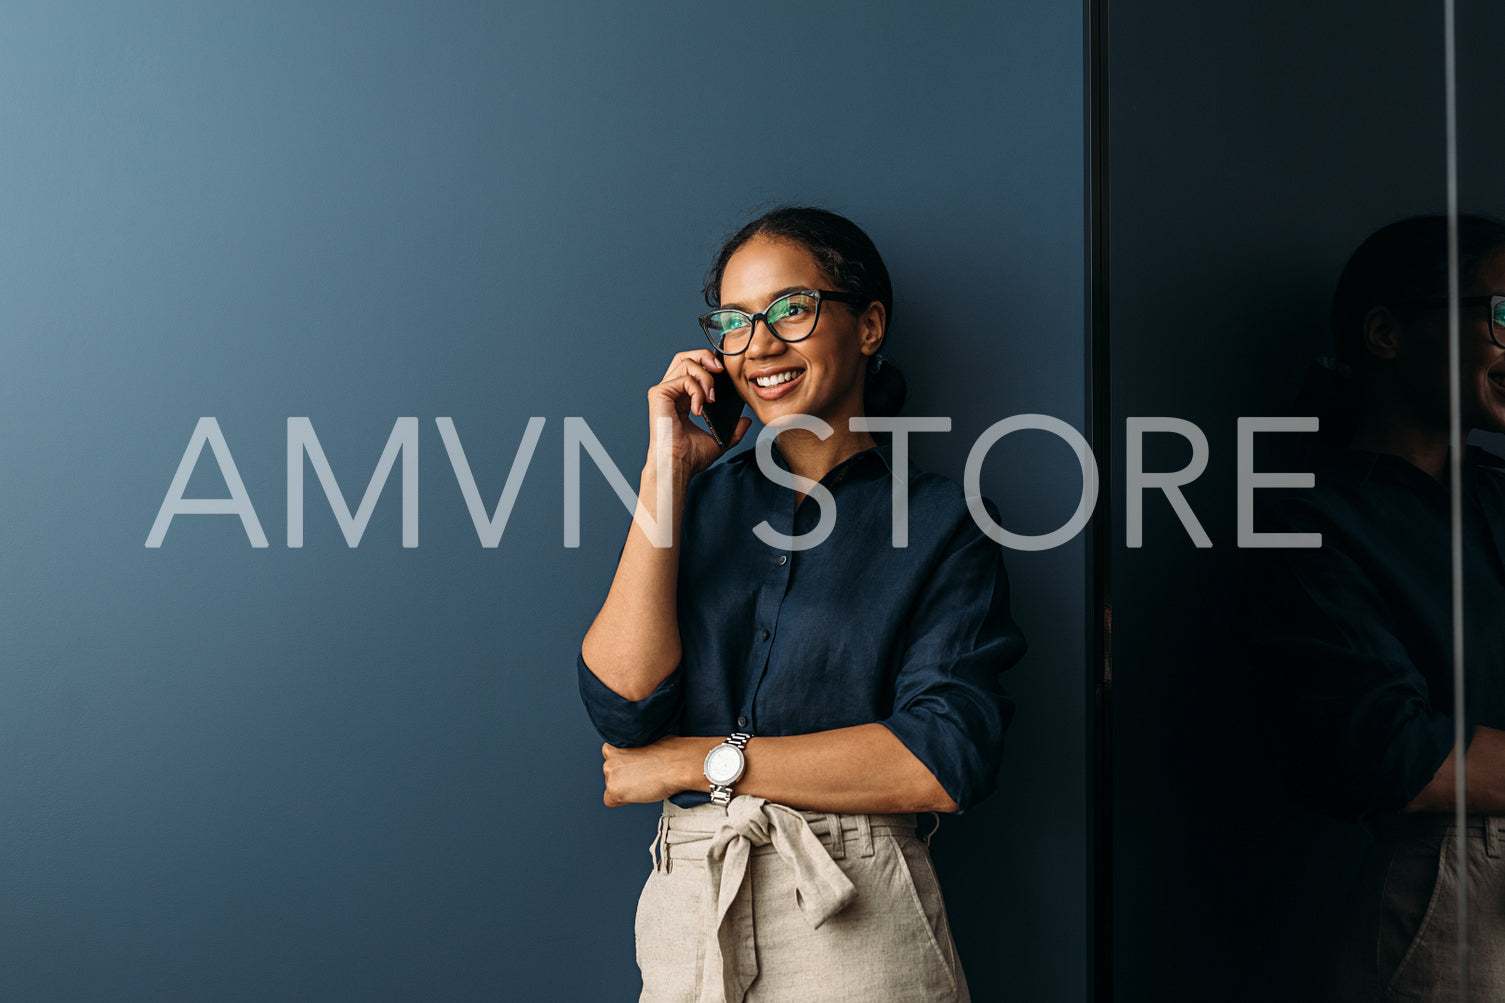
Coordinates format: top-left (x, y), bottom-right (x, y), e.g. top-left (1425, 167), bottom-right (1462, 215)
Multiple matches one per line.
top-left (727, 438), bottom-right (897, 482)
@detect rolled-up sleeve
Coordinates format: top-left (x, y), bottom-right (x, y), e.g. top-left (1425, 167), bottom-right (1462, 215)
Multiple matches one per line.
top-left (877, 515), bottom-right (1026, 813)
top-left (1239, 501), bottom-right (1464, 822)
top-left (576, 652), bottom-right (683, 748)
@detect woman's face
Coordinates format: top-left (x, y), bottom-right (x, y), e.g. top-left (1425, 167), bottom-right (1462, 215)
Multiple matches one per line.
top-left (1385, 247), bottom-right (1505, 435)
top-left (716, 236), bottom-right (885, 432)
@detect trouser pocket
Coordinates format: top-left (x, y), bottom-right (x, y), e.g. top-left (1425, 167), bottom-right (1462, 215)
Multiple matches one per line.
top-left (1378, 833), bottom-right (1453, 1000)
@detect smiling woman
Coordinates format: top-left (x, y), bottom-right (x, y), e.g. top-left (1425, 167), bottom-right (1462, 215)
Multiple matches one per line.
top-left (706, 239), bottom-right (884, 432)
top-left (575, 206), bottom-right (1026, 1001)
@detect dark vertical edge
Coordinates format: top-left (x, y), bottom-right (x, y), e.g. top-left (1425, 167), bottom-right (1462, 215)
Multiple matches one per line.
top-left (1084, 0), bottom-right (1113, 999)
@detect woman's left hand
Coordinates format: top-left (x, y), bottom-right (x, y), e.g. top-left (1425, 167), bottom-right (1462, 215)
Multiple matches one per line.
top-left (601, 737), bottom-right (702, 807)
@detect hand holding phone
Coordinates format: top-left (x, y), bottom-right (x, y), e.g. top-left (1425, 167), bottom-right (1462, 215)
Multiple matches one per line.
top-left (700, 354), bottom-right (745, 449)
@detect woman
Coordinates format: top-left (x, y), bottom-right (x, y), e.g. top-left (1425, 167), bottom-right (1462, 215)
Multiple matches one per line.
top-left (1241, 214), bottom-right (1505, 1000)
top-left (576, 206), bottom-right (1025, 1002)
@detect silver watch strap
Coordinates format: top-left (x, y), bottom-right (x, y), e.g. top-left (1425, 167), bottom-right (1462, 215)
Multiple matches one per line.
top-left (708, 732), bottom-right (753, 805)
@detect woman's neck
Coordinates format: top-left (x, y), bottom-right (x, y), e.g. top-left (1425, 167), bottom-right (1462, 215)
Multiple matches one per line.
top-left (1349, 398), bottom-right (1450, 482)
top-left (774, 423), bottom-right (878, 488)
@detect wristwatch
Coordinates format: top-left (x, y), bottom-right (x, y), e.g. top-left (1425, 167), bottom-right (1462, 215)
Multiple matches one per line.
top-left (703, 732), bottom-right (752, 805)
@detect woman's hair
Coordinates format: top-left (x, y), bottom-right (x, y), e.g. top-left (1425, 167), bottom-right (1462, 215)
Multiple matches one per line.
top-left (703, 205), bottom-right (906, 418)
top-left (1305, 213), bottom-right (1505, 445)
top-left (1330, 213), bottom-right (1505, 369)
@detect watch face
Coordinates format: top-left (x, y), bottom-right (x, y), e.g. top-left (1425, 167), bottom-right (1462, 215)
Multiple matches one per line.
top-left (705, 744), bottom-right (744, 785)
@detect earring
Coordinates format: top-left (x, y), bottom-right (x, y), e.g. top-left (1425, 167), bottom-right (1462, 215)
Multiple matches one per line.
top-left (868, 354), bottom-right (885, 375)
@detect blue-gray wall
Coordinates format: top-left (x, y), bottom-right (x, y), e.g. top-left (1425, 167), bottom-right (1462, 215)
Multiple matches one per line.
top-left (1, 3), bottom-right (1085, 999)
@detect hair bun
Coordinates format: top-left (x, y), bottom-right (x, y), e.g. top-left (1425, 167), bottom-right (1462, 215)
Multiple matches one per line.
top-left (864, 356), bottom-right (906, 418)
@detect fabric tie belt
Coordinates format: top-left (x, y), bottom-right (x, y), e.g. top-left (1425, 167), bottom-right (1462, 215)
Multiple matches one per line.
top-left (651, 796), bottom-right (927, 1003)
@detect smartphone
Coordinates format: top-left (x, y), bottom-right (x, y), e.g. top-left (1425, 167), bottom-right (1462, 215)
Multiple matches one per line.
top-left (701, 356), bottom-right (745, 449)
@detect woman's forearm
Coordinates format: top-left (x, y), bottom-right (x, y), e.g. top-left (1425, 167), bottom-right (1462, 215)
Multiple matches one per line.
top-left (581, 350), bottom-right (750, 704)
top-left (581, 464), bottom-right (692, 702)
top-left (603, 723), bottom-right (958, 814)
top-left (728, 724), bottom-right (959, 813)
top-left (1406, 724), bottom-right (1505, 813)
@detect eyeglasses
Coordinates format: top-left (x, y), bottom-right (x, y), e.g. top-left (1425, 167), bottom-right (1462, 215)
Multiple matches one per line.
top-left (1389, 294), bottom-right (1505, 349)
top-left (699, 288), bottom-right (871, 355)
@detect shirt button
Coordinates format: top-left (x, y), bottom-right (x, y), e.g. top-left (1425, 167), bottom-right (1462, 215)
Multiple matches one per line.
top-left (736, 716), bottom-right (748, 728)
top-left (760, 629), bottom-right (770, 641)
top-left (777, 555), bottom-right (788, 566)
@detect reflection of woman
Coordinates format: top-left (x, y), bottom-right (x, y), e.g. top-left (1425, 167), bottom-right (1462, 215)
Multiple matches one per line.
top-left (1241, 215), bottom-right (1505, 1000)
top-left (576, 207), bottom-right (1025, 1002)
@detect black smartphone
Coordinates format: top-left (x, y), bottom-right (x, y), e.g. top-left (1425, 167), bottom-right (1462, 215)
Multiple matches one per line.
top-left (701, 356), bottom-right (744, 448)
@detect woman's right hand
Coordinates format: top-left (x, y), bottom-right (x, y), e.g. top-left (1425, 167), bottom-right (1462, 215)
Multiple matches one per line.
top-left (647, 349), bottom-right (752, 479)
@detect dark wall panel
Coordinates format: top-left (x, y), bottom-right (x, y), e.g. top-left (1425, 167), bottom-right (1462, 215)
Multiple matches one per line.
top-left (1107, 1), bottom-right (1504, 999)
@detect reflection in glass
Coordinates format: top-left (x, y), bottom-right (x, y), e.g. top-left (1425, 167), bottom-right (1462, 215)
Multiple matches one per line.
top-left (1239, 215), bottom-right (1505, 1000)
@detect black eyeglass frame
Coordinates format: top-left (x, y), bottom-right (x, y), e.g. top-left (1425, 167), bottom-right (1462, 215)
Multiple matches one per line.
top-left (698, 288), bottom-right (872, 355)
top-left (1388, 294), bottom-right (1505, 349)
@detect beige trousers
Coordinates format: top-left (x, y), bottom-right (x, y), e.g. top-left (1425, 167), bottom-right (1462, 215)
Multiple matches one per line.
top-left (1336, 814), bottom-right (1505, 1001)
top-left (634, 796), bottom-right (969, 1003)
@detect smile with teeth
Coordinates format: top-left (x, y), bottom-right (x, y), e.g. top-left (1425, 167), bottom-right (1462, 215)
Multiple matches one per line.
top-left (753, 369), bottom-right (804, 388)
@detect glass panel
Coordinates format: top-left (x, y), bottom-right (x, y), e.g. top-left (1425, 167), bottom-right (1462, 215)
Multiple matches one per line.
top-left (1100, 1), bottom-right (1461, 998)
top-left (1454, 0), bottom-right (1505, 994)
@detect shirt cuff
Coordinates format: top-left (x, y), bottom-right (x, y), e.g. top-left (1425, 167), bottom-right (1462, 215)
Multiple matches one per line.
top-left (878, 687), bottom-right (1015, 814)
top-left (576, 650), bottom-right (683, 748)
top-left (1383, 710), bottom-right (1474, 816)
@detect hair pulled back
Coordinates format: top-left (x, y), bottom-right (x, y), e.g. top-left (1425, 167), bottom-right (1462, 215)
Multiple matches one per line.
top-left (1305, 213), bottom-right (1505, 445)
top-left (704, 206), bottom-right (906, 418)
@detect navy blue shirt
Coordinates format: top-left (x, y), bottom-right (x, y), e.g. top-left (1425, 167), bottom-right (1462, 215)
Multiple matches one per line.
top-left (578, 442), bottom-right (1026, 812)
top-left (1239, 445), bottom-right (1505, 822)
